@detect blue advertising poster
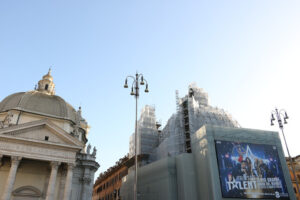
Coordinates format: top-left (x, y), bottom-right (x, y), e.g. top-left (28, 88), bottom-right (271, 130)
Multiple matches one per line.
top-left (215, 140), bottom-right (290, 199)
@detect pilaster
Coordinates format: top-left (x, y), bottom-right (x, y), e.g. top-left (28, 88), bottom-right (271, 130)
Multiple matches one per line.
top-left (45, 161), bottom-right (61, 200)
top-left (63, 163), bottom-right (75, 200)
top-left (1, 156), bottom-right (22, 200)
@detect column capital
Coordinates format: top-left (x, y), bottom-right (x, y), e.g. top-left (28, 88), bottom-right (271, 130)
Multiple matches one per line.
top-left (66, 163), bottom-right (75, 170)
top-left (11, 156), bottom-right (22, 165)
top-left (50, 161), bottom-right (61, 170)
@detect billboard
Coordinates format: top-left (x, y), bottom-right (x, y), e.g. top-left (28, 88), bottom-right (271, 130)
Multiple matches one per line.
top-left (215, 140), bottom-right (289, 199)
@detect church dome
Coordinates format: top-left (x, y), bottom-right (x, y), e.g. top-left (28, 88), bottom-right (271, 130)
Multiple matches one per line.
top-left (0, 91), bottom-right (77, 122)
top-left (0, 69), bottom-right (77, 123)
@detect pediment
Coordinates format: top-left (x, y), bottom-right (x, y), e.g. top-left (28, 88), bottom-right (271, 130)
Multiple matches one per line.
top-left (12, 185), bottom-right (42, 197)
top-left (0, 119), bottom-right (84, 148)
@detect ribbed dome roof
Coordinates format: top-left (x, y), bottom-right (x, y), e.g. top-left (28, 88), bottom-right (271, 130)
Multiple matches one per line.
top-left (0, 91), bottom-right (77, 122)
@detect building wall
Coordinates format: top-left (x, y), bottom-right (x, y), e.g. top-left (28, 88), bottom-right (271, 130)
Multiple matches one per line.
top-left (0, 157), bottom-right (65, 200)
top-left (93, 165), bottom-right (128, 200)
top-left (286, 157), bottom-right (300, 199)
top-left (120, 154), bottom-right (198, 200)
top-left (0, 110), bottom-right (99, 200)
top-left (0, 73), bottom-right (98, 200)
top-left (121, 157), bottom-right (177, 200)
top-left (72, 153), bottom-right (99, 200)
top-left (17, 112), bottom-right (74, 135)
top-left (0, 157), bottom-right (10, 195)
top-left (0, 154), bottom-right (98, 200)
top-left (121, 125), bottom-right (297, 200)
top-left (0, 111), bottom-right (75, 137)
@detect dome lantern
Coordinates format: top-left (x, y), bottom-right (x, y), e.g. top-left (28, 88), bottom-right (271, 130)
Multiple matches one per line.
top-left (37, 68), bottom-right (55, 95)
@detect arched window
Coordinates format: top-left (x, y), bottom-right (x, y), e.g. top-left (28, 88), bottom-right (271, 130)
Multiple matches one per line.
top-left (45, 84), bottom-right (49, 90)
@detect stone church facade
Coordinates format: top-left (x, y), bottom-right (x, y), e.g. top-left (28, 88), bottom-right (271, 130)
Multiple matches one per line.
top-left (0, 70), bottom-right (99, 200)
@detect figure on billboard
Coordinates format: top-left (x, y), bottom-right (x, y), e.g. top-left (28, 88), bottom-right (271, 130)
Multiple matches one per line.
top-left (215, 140), bottom-right (289, 199)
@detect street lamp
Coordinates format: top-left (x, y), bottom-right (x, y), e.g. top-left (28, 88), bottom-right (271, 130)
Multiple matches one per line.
top-left (271, 108), bottom-right (300, 195)
top-left (124, 72), bottom-right (149, 200)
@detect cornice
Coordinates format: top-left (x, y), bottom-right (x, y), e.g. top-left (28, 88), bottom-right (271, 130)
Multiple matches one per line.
top-left (0, 134), bottom-right (81, 151)
top-left (0, 108), bottom-right (75, 123)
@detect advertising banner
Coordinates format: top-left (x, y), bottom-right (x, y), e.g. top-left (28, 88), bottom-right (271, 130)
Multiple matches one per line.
top-left (215, 140), bottom-right (289, 199)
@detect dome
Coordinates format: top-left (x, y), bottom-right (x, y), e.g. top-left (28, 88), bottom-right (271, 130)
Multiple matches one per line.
top-left (0, 70), bottom-right (78, 123)
top-left (0, 91), bottom-right (77, 122)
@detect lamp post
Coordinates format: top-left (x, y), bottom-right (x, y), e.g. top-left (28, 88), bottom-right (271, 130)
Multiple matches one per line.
top-left (124, 72), bottom-right (149, 200)
top-left (271, 108), bottom-right (300, 194)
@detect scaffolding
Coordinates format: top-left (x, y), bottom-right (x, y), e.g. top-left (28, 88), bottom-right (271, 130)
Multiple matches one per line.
top-left (129, 105), bottom-right (159, 160)
top-left (152, 84), bottom-right (240, 161)
top-left (129, 84), bottom-right (240, 164)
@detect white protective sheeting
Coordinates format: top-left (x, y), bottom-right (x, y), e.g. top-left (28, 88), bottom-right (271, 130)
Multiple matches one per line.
top-left (129, 84), bottom-right (240, 164)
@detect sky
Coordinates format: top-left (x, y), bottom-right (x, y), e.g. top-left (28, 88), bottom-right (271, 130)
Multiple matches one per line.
top-left (0, 0), bottom-right (300, 180)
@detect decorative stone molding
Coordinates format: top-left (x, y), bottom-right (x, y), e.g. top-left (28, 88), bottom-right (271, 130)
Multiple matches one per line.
top-left (0, 111), bottom-right (14, 128)
top-left (0, 119), bottom-right (85, 148)
top-left (79, 177), bottom-right (91, 184)
top-left (50, 161), bottom-right (61, 170)
top-left (60, 163), bottom-right (75, 176)
top-left (0, 140), bottom-right (77, 164)
top-left (0, 119), bottom-right (41, 132)
top-left (12, 186), bottom-right (42, 197)
top-left (11, 156), bottom-right (22, 165)
top-left (67, 163), bottom-right (75, 169)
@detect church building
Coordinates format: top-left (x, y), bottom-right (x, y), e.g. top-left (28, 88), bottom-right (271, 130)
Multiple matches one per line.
top-left (121, 84), bottom-right (296, 200)
top-left (0, 70), bottom-right (99, 200)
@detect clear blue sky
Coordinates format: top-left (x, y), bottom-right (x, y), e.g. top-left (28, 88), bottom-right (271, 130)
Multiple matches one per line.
top-left (1, 0), bottom-right (300, 180)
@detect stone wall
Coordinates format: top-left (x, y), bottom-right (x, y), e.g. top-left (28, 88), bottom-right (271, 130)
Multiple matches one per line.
top-left (71, 153), bottom-right (99, 200)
